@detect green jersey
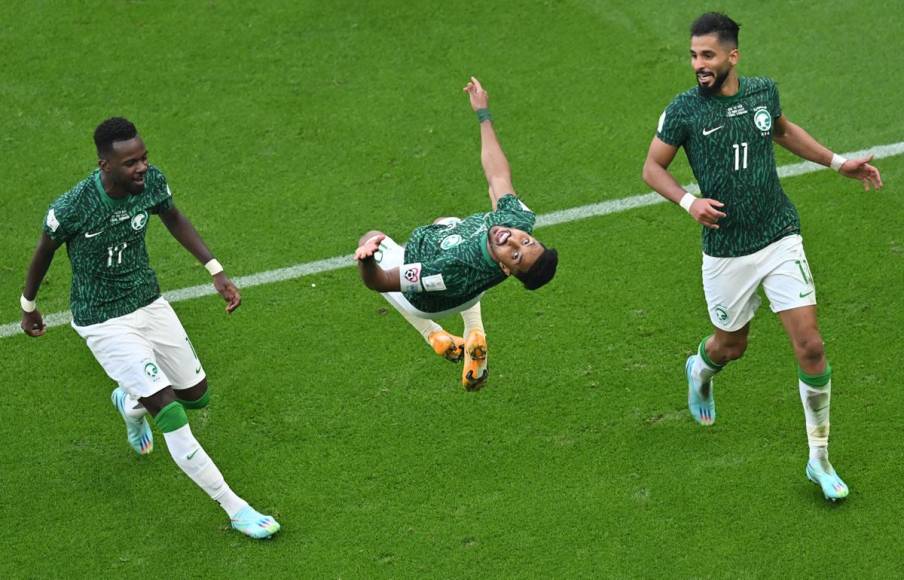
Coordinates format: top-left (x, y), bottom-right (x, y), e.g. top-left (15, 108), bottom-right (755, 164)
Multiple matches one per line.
top-left (402, 194), bottom-right (536, 313)
top-left (43, 166), bottom-right (175, 326)
top-left (657, 76), bottom-right (800, 257)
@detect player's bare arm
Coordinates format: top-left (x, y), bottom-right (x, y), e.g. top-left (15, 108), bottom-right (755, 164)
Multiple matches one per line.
top-left (158, 205), bottom-right (241, 313)
top-left (643, 136), bottom-right (727, 229)
top-left (772, 115), bottom-right (883, 190)
top-left (20, 232), bottom-right (63, 337)
top-left (463, 77), bottom-right (516, 210)
top-left (355, 232), bottom-right (402, 292)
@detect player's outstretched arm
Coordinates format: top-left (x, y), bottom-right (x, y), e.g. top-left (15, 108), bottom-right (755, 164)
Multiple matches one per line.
top-left (20, 232), bottom-right (61, 337)
top-left (355, 233), bottom-right (401, 293)
top-left (772, 115), bottom-right (883, 190)
top-left (463, 77), bottom-right (515, 210)
top-left (158, 205), bottom-right (241, 313)
top-left (643, 136), bottom-right (726, 229)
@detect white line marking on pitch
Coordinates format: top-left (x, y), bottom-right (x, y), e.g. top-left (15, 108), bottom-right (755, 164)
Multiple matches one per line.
top-left (3, 140), bottom-right (902, 339)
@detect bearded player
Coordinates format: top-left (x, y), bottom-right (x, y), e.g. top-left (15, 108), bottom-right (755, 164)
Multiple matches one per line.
top-left (20, 118), bottom-right (280, 538)
top-left (642, 13), bottom-right (883, 500)
top-left (355, 77), bottom-right (558, 390)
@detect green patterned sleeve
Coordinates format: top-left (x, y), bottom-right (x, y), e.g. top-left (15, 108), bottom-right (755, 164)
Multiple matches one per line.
top-left (42, 199), bottom-right (77, 243)
top-left (769, 79), bottom-right (783, 119)
top-left (656, 99), bottom-right (688, 147)
top-left (494, 194), bottom-right (537, 233)
top-left (149, 170), bottom-right (175, 214)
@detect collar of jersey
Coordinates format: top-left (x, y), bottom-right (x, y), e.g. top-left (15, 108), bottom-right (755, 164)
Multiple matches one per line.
top-left (708, 76), bottom-right (746, 104)
top-left (94, 171), bottom-right (130, 209)
top-left (479, 231), bottom-right (498, 268)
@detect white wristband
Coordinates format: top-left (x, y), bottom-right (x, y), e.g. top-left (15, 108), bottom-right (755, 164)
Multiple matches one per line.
top-left (830, 153), bottom-right (847, 172)
top-left (204, 259), bottom-right (224, 276)
top-left (678, 192), bottom-right (696, 213)
top-left (20, 294), bottom-right (36, 313)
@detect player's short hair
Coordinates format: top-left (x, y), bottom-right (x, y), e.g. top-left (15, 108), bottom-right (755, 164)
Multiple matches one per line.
top-left (94, 117), bottom-right (138, 156)
top-left (690, 12), bottom-right (740, 48)
top-left (516, 246), bottom-right (558, 291)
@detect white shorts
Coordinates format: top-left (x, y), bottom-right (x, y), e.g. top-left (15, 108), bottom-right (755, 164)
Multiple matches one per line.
top-left (375, 232), bottom-right (482, 320)
top-left (72, 297), bottom-right (206, 399)
top-left (702, 234), bottom-right (817, 332)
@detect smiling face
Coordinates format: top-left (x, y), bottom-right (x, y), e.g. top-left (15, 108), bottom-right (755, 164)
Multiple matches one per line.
top-left (487, 226), bottom-right (544, 276)
top-left (98, 136), bottom-right (149, 196)
top-left (690, 33), bottom-right (738, 96)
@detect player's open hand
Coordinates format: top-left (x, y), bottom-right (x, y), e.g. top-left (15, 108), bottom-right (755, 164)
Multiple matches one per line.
top-left (21, 309), bottom-right (46, 337)
top-left (213, 274), bottom-right (241, 314)
top-left (355, 234), bottom-right (385, 261)
top-left (690, 197), bottom-right (727, 229)
top-left (840, 155), bottom-right (883, 191)
top-left (463, 77), bottom-right (489, 111)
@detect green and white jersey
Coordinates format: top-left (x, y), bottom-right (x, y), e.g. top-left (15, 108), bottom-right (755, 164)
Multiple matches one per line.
top-left (43, 166), bottom-right (175, 326)
top-left (657, 76), bottom-right (800, 257)
top-left (401, 194), bottom-right (536, 313)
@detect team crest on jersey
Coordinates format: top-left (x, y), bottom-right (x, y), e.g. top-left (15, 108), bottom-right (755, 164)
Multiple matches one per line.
top-left (440, 234), bottom-right (463, 250)
top-left (131, 211), bottom-right (149, 231)
top-left (753, 108), bottom-right (772, 132)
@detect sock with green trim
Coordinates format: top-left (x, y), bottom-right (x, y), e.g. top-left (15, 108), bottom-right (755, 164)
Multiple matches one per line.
top-left (692, 336), bottom-right (725, 385)
top-left (155, 401), bottom-right (248, 518)
top-left (799, 364), bottom-right (833, 463)
top-left (177, 390), bottom-right (210, 410)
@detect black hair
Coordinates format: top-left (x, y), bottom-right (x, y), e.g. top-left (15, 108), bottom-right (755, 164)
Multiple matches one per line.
top-left (515, 246), bottom-right (558, 290)
top-left (690, 12), bottom-right (740, 47)
top-left (94, 117), bottom-right (138, 156)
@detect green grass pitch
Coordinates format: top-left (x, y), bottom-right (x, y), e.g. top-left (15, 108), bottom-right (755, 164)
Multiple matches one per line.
top-left (1, 0), bottom-right (902, 577)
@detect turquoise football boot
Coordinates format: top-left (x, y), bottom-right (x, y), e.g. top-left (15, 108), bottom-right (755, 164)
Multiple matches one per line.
top-left (806, 460), bottom-right (849, 501)
top-left (111, 387), bottom-right (153, 455)
top-left (686, 355), bottom-right (715, 426)
top-left (231, 505), bottom-right (281, 539)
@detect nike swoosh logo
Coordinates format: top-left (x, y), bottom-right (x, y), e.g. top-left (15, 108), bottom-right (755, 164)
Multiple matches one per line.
top-left (799, 290), bottom-right (814, 298)
top-left (187, 449), bottom-right (199, 460)
top-left (84, 230), bottom-right (104, 238)
top-left (702, 126), bottom-right (724, 136)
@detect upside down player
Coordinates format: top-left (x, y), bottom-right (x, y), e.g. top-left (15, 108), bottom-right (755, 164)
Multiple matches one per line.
top-left (355, 77), bottom-right (559, 389)
top-left (642, 13), bottom-right (883, 500)
top-left (20, 118), bottom-right (280, 538)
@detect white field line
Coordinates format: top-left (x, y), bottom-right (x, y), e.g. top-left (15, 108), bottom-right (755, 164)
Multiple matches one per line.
top-left (3, 140), bottom-right (902, 339)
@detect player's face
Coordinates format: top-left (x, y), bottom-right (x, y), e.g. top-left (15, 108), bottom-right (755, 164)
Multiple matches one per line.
top-left (488, 226), bottom-right (544, 276)
top-left (690, 34), bottom-right (738, 95)
top-left (99, 137), bottom-right (149, 195)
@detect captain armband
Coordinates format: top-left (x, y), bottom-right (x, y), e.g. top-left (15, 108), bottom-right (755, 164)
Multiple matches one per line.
top-left (398, 264), bottom-right (447, 293)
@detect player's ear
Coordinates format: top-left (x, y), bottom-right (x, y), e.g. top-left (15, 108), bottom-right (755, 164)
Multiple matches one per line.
top-left (499, 262), bottom-right (511, 276)
top-left (97, 156), bottom-right (109, 172)
top-left (729, 47), bottom-right (739, 66)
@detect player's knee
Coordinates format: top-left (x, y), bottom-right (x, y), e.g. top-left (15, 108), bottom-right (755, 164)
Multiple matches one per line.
top-left (359, 230), bottom-right (384, 246)
top-left (715, 337), bottom-right (748, 361)
top-left (176, 378), bottom-right (210, 410)
top-left (793, 334), bottom-right (825, 366)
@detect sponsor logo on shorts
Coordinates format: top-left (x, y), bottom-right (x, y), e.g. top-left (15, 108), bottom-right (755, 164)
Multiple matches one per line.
top-left (799, 290), bottom-right (814, 298)
top-left (440, 234), bottom-right (463, 250)
top-left (131, 211), bottom-right (149, 231)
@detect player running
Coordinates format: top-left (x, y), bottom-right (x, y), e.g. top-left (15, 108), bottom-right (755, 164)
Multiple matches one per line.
top-left (355, 77), bottom-right (559, 390)
top-left (642, 13), bottom-right (882, 501)
top-left (19, 118), bottom-right (280, 538)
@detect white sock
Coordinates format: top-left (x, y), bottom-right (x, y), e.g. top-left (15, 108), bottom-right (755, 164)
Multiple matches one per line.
top-left (381, 291), bottom-right (441, 342)
top-left (163, 424), bottom-right (249, 517)
top-left (692, 352), bottom-right (719, 385)
top-left (460, 302), bottom-right (484, 335)
top-left (799, 378), bottom-right (832, 462)
top-left (122, 392), bottom-right (147, 419)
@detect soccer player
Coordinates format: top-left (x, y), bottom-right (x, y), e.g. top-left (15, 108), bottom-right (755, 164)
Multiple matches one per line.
top-left (355, 77), bottom-right (559, 390)
top-left (19, 118), bottom-right (280, 538)
top-left (643, 13), bottom-right (883, 501)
